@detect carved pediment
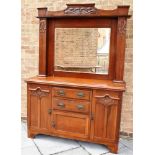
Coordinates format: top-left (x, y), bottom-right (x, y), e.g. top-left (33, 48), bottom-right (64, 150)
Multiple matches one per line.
top-left (64, 4), bottom-right (97, 15)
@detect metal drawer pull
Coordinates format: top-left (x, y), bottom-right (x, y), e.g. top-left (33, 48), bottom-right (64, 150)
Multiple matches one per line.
top-left (57, 90), bottom-right (65, 96)
top-left (77, 104), bottom-right (84, 110)
top-left (57, 103), bottom-right (65, 108)
top-left (48, 109), bottom-right (52, 114)
top-left (77, 92), bottom-right (85, 98)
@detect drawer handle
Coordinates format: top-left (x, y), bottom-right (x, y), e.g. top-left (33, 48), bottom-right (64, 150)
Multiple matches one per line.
top-left (48, 109), bottom-right (52, 114)
top-left (77, 104), bottom-right (84, 110)
top-left (77, 92), bottom-right (85, 98)
top-left (57, 103), bottom-right (65, 108)
top-left (57, 90), bottom-right (65, 96)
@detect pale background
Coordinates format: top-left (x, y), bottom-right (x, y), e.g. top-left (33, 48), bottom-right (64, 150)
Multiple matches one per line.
top-left (21, 0), bottom-right (133, 136)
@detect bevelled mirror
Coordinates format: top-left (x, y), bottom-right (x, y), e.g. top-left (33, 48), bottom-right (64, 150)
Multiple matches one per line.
top-left (54, 28), bottom-right (111, 75)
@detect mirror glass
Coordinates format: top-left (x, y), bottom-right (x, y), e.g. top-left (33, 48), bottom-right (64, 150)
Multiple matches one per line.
top-left (54, 28), bottom-right (111, 74)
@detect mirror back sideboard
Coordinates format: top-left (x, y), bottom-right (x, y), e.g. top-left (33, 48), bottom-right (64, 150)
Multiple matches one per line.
top-left (26, 4), bottom-right (130, 154)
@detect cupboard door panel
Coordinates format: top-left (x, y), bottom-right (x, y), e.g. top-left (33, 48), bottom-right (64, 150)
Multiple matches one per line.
top-left (29, 95), bottom-right (40, 128)
top-left (40, 96), bottom-right (51, 129)
top-left (93, 102), bottom-right (105, 138)
top-left (52, 111), bottom-right (90, 139)
top-left (92, 90), bottom-right (120, 142)
top-left (28, 84), bottom-right (51, 131)
top-left (106, 104), bottom-right (118, 139)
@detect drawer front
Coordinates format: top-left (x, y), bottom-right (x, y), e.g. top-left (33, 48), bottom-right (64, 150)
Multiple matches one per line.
top-left (52, 111), bottom-right (90, 139)
top-left (53, 87), bottom-right (91, 101)
top-left (93, 90), bottom-right (120, 99)
top-left (53, 98), bottom-right (90, 114)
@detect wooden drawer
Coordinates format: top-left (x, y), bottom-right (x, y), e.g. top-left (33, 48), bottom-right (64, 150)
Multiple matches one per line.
top-left (53, 87), bottom-right (91, 101)
top-left (53, 98), bottom-right (90, 114)
top-left (93, 90), bottom-right (120, 99)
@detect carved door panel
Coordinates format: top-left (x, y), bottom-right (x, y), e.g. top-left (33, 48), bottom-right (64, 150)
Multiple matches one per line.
top-left (91, 90), bottom-right (121, 142)
top-left (52, 111), bottom-right (90, 139)
top-left (28, 84), bottom-right (51, 132)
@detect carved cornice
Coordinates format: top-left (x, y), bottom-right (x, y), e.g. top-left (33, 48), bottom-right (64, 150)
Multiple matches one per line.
top-left (64, 7), bottom-right (97, 15)
top-left (118, 19), bottom-right (127, 35)
top-left (37, 4), bottom-right (130, 18)
top-left (39, 20), bottom-right (46, 33)
top-left (29, 87), bottom-right (49, 98)
top-left (95, 94), bottom-right (119, 107)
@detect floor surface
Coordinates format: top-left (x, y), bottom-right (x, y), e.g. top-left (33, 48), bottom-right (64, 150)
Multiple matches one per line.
top-left (21, 121), bottom-right (133, 155)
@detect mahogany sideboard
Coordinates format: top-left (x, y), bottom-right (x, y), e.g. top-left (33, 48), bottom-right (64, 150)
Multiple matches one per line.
top-left (26, 4), bottom-right (130, 153)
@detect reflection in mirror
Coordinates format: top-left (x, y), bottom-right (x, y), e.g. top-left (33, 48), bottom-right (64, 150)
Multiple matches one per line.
top-left (54, 28), bottom-right (111, 74)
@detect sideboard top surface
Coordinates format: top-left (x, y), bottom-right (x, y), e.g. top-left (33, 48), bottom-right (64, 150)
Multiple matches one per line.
top-left (26, 76), bottom-right (125, 91)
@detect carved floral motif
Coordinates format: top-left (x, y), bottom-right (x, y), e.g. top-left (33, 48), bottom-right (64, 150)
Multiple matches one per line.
top-left (97, 94), bottom-right (119, 107)
top-left (118, 19), bottom-right (127, 35)
top-left (30, 87), bottom-right (49, 98)
top-left (64, 7), bottom-right (97, 15)
top-left (39, 20), bottom-right (46, 33)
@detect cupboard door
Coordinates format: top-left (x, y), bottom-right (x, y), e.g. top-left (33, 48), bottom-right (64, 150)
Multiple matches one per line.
top-left (52, 111), bottom-right (90, 139)
top-left (28, 84), bottom-right (51, 132)
top-left (92, 90), bottom-right (121, 142)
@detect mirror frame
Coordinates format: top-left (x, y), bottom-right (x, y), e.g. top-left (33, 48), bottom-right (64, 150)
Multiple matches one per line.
top-left (49, 18), bottom-right (116, 79)
top-left (37, 4), bottom-right (130, 81)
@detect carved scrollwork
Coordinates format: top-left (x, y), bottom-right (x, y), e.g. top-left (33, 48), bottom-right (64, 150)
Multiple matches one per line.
top-left (64, 7), bottom-right (97, 15)
top-left (118, 19), bottom-right (127, 35)
top-left (39, 20), bottom-right (46, 33)
top-left (29, 87), bottom-right (49, 98)
top-left (96, 94), bottom-right (119, 107)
